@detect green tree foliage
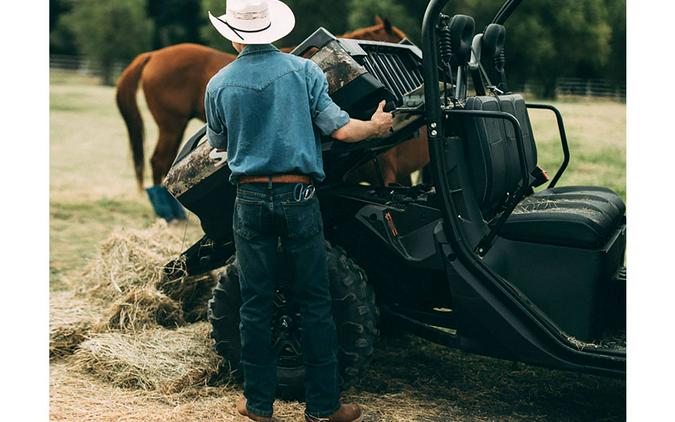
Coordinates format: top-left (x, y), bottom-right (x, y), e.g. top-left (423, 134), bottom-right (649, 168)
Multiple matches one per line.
top-left (200, 0), bottom-right (237, 53)
top-left (283, 0), bottom-right (349, 45)
top-left (50, 0), bottom-right (77, 55)
top-left (497, 0), bottom-right (611, 97)
top-left (408, 0), bottom-right (612, 97)
top-left (53, 0), bottom-right (624, 96)
top-left (147, 0), bottom-right (203, 48)
top-left (62, 0), bottom-right (154, 85)
top-left (603, 0), bottom-right (626, 83)
top-left (348, 0), bottom-right (419, 41)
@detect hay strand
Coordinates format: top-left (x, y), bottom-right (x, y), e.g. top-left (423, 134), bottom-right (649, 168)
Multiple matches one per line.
top-left (157, 272), bottom-right (218, 323)
top-left (50, 291), bottom-right (102, 359)
top-left (81, 222), bottom-right (184, 300)
top-left (100, 287), bottom-right (185, 331)
top-left (73, 323), bottom-right (222, 394)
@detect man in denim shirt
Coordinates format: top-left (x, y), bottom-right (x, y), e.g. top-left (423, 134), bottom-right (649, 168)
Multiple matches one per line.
top-left (206, 1), bottom-right (392, 421)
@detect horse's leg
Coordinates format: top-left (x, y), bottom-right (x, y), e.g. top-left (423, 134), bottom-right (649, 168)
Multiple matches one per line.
top-left (378, 149), bottom-right (399, 186)
top-left (150, 117), bottom-right (189, 185)
top-left (146, 116), bottom-right (189, 221)
top-left (393, 128), bottom-right (430, 186)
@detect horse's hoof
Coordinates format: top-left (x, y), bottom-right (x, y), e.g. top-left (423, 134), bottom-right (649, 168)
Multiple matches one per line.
top-left (146, 185), bottom-right (187, 221)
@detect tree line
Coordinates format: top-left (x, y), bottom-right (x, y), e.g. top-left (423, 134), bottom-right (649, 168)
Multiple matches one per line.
top-left (50, 0), bottom-right (625, 97)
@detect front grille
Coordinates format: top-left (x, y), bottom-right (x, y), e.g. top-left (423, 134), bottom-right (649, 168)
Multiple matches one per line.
top-left (356, 45), bottom-right (424, 105)
top-left (292, 28), bottom-right (424, 109)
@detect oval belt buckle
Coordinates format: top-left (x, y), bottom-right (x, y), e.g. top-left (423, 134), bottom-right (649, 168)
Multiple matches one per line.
top-left (294, 183), bottom-right (304, 202)
top-left (303, 184), bottom-right (315, 200)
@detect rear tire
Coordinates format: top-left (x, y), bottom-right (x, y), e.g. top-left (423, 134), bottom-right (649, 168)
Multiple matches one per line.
top-left (208, 241), bottom-right (378, 399)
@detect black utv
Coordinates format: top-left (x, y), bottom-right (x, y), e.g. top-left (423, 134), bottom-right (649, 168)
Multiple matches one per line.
top-left (162, 0), bottom-right (626, 397)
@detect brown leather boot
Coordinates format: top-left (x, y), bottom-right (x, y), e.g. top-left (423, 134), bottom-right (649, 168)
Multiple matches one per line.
top-left (237, 397), bottom-right (273, 422)
top-left (305, 403), bottom-right (363, 422)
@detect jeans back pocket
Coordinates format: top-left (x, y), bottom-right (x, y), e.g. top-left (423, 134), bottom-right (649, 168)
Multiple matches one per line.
top-left (233, 196), bottom-right (264, 240)
top-left (281, 196), bottom-right (323, 240)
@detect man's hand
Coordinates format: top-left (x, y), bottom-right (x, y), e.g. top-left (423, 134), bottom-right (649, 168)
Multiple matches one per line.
top-left (370, 100), bottom-right (394, 138)
top-left (331, 100), bottom-right (394, 143)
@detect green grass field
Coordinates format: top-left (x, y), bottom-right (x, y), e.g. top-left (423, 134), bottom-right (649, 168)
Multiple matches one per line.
top-left (529, 101), bottom-right (626, 198)
top-left (50, 70), bottom-right (626, 421)
top-left (50, 71), bottom-right (205, 288)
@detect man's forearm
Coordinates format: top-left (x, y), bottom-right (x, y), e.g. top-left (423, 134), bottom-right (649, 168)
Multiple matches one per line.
top-left (331, 119), bottom-right (378, 143)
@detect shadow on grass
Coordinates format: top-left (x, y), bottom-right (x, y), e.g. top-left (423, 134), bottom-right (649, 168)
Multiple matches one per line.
top-left (348, 334), bottom-right (625, 421)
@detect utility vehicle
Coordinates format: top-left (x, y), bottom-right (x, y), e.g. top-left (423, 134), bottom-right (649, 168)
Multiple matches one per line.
top-left (163, 0), bottom-right (626, 397)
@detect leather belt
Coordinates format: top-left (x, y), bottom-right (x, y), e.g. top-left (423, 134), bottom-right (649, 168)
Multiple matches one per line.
top-left (238, 174), bottom-right (312, 184)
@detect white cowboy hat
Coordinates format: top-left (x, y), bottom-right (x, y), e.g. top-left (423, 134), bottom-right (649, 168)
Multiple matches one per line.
top-left (208, 0), bottom-right (295, 44)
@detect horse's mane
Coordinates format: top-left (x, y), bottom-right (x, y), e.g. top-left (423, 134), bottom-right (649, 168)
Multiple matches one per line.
top-left (280, 19), bottom-right (407, 53)
top-left (341, 19), bottom-right (408, 41)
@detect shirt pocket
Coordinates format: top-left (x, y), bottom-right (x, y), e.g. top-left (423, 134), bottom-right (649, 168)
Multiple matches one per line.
top-left (233, 196), bottom-right (264, 240)
top-left (281, 196), bottom-right (323, 240)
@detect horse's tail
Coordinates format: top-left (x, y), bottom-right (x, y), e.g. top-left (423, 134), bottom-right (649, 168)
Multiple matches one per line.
top-left (116, 52), bottom-right (152, 191)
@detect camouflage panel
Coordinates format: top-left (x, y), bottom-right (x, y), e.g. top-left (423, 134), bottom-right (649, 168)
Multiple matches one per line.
top-left (163, 141), bottom-right (228, 198)
top-left (311, 40), bottom-right (367, 94)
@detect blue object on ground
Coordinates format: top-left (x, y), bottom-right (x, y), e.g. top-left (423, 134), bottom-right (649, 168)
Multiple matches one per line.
top-left (146, 185), bottom-right (187, 221)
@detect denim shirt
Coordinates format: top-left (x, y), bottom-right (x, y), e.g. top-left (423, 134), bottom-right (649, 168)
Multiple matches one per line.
top-left (205, 44), bottom-right (350, 184)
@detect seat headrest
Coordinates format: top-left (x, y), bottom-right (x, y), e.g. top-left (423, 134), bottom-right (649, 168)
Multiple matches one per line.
top-left (481, 24), bottom-right (508, 92)
top-left (448, 14), bottom-right (476, 67)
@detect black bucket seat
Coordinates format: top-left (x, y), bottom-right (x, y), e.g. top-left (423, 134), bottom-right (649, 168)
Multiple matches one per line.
top-left (462, 94), bottom-right (625, 250)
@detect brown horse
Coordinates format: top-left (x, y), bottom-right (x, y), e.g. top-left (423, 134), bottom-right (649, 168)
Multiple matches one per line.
top-left (347, 126), bottom-right (429, 186)
top-left (116, 17), bottom-right (413, 191)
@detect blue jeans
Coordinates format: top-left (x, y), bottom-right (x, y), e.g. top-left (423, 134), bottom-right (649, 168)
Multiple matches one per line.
top-left (233, 182), bottom-right (340, 418)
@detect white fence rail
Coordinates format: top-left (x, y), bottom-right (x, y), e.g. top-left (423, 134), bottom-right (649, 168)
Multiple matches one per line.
top-left (509, 78), bottom-right (625, 101)
top-left (553, 78), bottom-right (625, 100)
top-left (50, 55), bottom-right (125, 78)
top-left (50, 55), bottom-right (626, 100)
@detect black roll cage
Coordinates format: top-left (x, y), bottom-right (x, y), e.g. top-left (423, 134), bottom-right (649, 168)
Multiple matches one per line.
top-left (422, 0), bottom-right (624, 374)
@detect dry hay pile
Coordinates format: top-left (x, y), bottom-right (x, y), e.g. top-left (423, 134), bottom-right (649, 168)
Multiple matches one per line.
top-left (51, 224), bottom-right (465, 420)
top-left (49, 222), bottom-right (233, 417)
top-left (50, 224), bottom-right (343, 420)
top-left (80, 223), bottom-right (219, 328)
top-left (50, 361), bottom-right (309, 422)
top-left (50, 291), bottom-right (103, 358)
top-left (100, 287), bottom-right (185, 331)
top-left (73, 322), bottom-right (222, 394)
top-left (50, 222), bottom-right (220, 359)
top-left (158, 271), bottom-right (217, 323)
top-left (81, 221), bottom-right (186, 299)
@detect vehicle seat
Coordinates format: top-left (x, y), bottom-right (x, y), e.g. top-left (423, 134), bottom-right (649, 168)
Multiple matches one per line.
top-left (502, 186), bottom-right (625, 249)
top-left (460, 24), bottom-right (625, 341)
top-left (463, 95), bottom-right (537, 216)
top-left (461, 94), bottom-right (625, 250)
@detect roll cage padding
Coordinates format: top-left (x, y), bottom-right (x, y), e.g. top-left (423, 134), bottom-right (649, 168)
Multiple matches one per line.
top-left (448, 15), bottom-right (476, 67)
top-left (481, 24), bottom-right (508, 92)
